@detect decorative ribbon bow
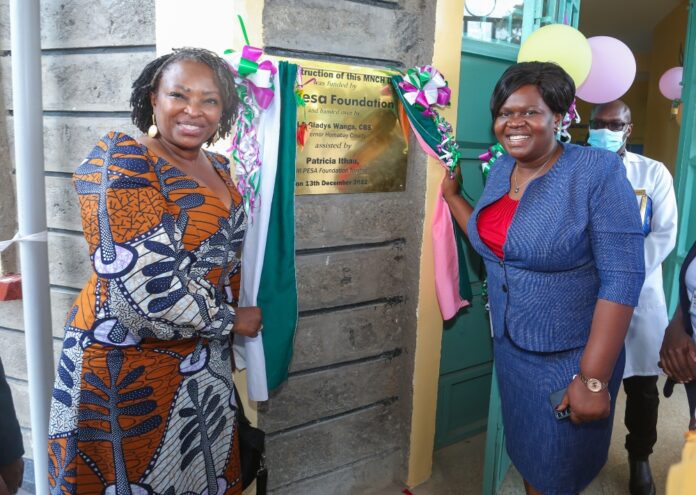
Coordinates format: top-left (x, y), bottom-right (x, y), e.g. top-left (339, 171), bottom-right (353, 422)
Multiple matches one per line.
top-left (225, 45), bottom-right (277, 110)
top-left (398, 65), bottom-right (451, 116)
top-left (435, 114), bottom-right (461, 176)
top-left (478, 143), bottom-right (506, 180)
top-left (224, 16), bottom-right (279, 218)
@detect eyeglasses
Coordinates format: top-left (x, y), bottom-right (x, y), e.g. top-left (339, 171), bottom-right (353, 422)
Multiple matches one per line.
top-left (589, 119), bottom-right (631, 132)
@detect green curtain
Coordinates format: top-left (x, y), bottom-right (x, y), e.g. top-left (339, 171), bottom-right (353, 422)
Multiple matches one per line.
top-left (257, 62), bottom-right (299, 390)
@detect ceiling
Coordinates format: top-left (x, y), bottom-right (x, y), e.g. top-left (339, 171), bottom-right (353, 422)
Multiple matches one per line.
top-left (579, 0), bottom-right (684, 53)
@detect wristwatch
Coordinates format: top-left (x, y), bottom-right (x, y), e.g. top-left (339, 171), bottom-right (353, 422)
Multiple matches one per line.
top-left (577, 374), bottom-right (608, 392)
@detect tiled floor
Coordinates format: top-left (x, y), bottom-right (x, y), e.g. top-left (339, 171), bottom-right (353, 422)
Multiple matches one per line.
top-left (376, 375), bottom-right (689, 494)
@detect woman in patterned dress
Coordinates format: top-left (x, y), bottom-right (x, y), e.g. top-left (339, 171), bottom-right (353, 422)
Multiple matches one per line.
top-left (48, 48), bottom-right (261, 495)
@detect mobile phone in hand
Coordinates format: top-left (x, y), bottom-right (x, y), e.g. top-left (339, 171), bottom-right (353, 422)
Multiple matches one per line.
top-left (549, 387), bottom-right (570, 420)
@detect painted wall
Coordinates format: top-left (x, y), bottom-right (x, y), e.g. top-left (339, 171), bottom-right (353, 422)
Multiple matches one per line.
top-left (0, 59), bottom-right (17, 275)
top-left (623, 52), bottom-right (651, 148)
top-left (407, 0), bottom-right (464, 487)
top-left (643, 0), bottom-right (689, 174)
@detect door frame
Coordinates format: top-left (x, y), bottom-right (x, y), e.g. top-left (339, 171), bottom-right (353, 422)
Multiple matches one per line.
top-left (664, 0), bottom-right (696, 311)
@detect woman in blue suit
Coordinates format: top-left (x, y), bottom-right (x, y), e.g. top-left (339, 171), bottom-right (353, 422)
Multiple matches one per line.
top-left (442, 62), bottom-right (645, 494)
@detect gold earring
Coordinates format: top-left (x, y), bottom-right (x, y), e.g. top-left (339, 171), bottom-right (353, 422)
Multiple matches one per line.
top-left (148, 114), bottom-right (159, 138)
top-left (212, 128), bottom-right (220, 142)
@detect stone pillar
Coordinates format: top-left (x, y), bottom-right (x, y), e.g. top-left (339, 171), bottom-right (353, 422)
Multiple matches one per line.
top-left (257, 1), bottom-right (437, 492)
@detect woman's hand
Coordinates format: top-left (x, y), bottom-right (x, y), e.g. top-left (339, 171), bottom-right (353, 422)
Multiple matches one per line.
top-left (233, 307), bottom-right (262, 338)
top-left (659, 310), bottom-right (696, 383)
top-left (0, 457), bottom-right (23, 495)
top-left (441, 167), bottom-right (462, 203)
top-left (556, 376), bottom-right (611, 424)
top-left (439, 166), bottom-right (474, 234)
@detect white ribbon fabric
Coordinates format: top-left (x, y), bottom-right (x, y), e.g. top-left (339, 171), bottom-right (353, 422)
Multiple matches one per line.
top-left (0, 231), bottom-right (48, 252)
top-left (232, 69), bottom-right (282, 402)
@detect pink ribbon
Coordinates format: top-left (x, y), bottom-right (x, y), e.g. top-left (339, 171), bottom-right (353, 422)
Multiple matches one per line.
top-left (227, 45), bottom-right (277, 110)
top-left (249, 60), bottom-right (277, 109)
top-left (241, 45), bottom-right (262, 61)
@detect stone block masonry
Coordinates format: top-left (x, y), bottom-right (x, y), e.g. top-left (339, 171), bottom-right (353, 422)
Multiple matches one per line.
top-left (259, 0), bottom-right (436, 492)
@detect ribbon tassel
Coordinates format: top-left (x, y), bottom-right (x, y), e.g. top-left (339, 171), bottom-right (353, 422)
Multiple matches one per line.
top-left (223, 17), bottom-right (278, 218)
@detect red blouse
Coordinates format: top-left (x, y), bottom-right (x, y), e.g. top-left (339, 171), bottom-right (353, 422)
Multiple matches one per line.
top-left (477, 194), bottom-right (519, 258)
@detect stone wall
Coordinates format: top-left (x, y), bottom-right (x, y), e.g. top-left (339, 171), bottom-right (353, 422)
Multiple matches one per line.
top-left (259, 1), bottom-right (436, 493)
top-left (0, 1), bottom-right (438, 493)
top-left (0, 60), bottom-right (17, 275)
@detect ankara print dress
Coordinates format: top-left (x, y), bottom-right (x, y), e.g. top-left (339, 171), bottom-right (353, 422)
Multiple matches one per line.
top-left (48, 132), bottom-right (246, 495)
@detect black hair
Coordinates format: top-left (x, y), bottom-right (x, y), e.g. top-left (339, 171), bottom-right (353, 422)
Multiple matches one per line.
top-left (130, 47), bottom-right (239, 146)
top-left (490, 62), bottom-right (575, 120)
top-left (590, 100), bottom-right (633, 123)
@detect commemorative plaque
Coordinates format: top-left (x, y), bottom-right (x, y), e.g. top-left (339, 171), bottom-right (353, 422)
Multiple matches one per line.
top-left (294, 61), bottom-right (408, 195)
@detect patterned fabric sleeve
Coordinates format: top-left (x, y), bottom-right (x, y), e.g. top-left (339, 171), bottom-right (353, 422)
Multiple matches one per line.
top-left (589, 154), bottom-right (645, 306)
top-left (73, 132), bottom-right (239, 342)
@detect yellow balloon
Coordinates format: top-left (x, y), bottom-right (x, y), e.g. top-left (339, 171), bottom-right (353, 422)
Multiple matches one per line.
top-left (517, 24), bottom-right (592, 87)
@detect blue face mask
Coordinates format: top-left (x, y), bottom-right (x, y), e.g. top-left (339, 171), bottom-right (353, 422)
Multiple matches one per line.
top-left (588, 128), bottom-right (625, 153)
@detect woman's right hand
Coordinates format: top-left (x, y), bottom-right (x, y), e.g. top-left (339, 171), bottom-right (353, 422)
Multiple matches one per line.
top-left (559, 376), bottom-right (611, 424)
top-left (659, 310), bottom-right (696, 383)
top-left (441, 167), bottom-right (462, 202)
top-left (439, 166), bottom-right (474, 235)
top-left (0, 457), bottom-right (23, 495)
top-left (233, 307), bottom-right (263, 338)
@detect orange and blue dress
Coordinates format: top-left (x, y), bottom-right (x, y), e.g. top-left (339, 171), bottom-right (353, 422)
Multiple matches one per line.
top-left (48, 132), bottom-right (246, 495)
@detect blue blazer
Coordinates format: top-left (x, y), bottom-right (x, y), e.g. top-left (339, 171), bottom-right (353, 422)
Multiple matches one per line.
top-left (468, 143), bottom-right (645, 352)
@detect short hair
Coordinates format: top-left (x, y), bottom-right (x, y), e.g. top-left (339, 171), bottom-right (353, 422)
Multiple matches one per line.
top-left (590, 100), bottom-right (632, 122)
top-left (130, 47), bottom-right (239, 146)
top-left (490, 62), bottom-right (575, 120)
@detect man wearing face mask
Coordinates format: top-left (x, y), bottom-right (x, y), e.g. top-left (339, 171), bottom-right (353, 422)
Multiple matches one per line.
top-left (589, 100), bottom-right (678, 495)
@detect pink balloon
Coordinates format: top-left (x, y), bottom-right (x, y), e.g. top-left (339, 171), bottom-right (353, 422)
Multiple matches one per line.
top-left (576, 36), bottom-right (636, 104)
top-left (659, 67), bottom-right (683, 100)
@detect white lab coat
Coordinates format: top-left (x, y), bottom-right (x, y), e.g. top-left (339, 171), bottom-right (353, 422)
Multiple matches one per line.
top-left (622, 151), bottom-right (678, 377)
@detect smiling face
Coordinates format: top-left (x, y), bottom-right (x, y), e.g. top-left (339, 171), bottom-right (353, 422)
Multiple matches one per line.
top-left (493, 84), bottom-right (562, 165)
top-left (150, 59), bottom-right (223, 152)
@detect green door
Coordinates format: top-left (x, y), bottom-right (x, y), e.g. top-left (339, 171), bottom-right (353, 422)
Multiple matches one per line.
top-left (433, 1), bottom-right (582, 493)
top-left (433, 51), bottom-right (509, 451)
top-left (664, 1), bottom-right (696, 310)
